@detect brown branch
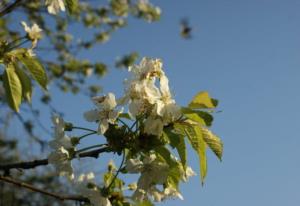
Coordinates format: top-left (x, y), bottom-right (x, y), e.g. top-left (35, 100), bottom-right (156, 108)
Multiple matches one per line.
top-left (0, 176), bottom-right (89, 202)
top-left (0, 147), bottom-right (111, 172)
top-left (0, 0), bottom-right (24, 17)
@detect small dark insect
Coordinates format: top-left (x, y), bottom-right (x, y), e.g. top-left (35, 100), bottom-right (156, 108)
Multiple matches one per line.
top-left (180, 18), bottom-right (192, 39)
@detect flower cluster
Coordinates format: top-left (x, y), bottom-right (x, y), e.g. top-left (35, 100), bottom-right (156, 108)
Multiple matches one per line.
top-left (125, 153), bottom-right (196, 202)
top-left (122, 57), bottom-right (181, 136)
top-left (48, 115), bottom-right (113, 205)
top-left (74, 172), bottom-right (111, 206)
top-left (46, 57), bottom-right (222, 206)
top-left (83, 58), bottom-right (181, 138)
top-left (48, 115), bottom-right (75, 180)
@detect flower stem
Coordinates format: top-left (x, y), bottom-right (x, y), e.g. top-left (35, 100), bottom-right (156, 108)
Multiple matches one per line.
top-left (106, 150), bottom-right (126, 191)
top-left (76, 144), bottom-right (107, 154)
top-left (9, 39), bottom-right (30, 50)
top-left (117, 118), bottom-right (133, 133)
top-left (72, 126), bottom-right (97, 133)
top-left (78, 131), bottom-right (97, 140)
top-left (8, 36), bottom-right (26, 48)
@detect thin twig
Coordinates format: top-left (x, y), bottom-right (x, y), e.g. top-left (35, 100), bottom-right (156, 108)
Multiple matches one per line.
top-left (0, 176), bottom-right (89, 202)
top-left (72, 126), bottom-right (97, 133)
top-left (106, 150), bottom-right (125, 190)
top-left (78, 131), bottom-right (97, 140)
top-left (76, 144), bottom-right (107, 153)
top-left (0, 0), bottom-right (23, 17)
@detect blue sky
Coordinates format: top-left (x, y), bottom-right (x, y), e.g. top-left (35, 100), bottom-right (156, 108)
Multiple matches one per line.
top-left (19, 0), bottom-right (300, 205)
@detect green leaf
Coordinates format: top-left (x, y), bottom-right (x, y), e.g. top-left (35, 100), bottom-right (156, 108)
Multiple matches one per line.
top-left (65, 0), bottom-right (79, 14)
top-left (175, 122), bottom-right (207, 184)
top-left (154, 146), bottom-right (182, 189)
top-left (103, 171), bottom-right (114, 187)
top-left (3, 64), bottom-right (22, 112)
top-left (118, 113), bottom-right (131, 120)
top-left (19, 56), bottom-right (47, 90)
top-left (184, 112), bottom-right (206, 126)
top-left (167, 163), bottom-right (182, 189)
top-left (164, 128), bottom-right (187, 168)
top-left (202, 128), bottom-right (223, 161)
top-left (134, 200), bottom-right (154, 206)
top-left (182, 107), bottom-right (214, 126)
top-left (155, 146), bottom-right (176, 167)
top-left (188, 91), bottom-right (216, 109)
top-left (15, 66), bottom-right (32, 102)
top-left (196, 111), bottom-right (214, 127)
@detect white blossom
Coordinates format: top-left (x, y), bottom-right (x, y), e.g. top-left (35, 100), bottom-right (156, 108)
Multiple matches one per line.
top-left (49, 115), bottom-right (73, 149)
top-left (128, 57), bottom-right (164, 81)
top-left (126, 154), bottom-right (169, 201)
top-left (122, 58), bottom-right (164, 117)
top-left (21, 21), bottom-right (42, 48)
top-left (143, 116), bottom-right (164, 136)
top-left (48, 147), bottom-right (74, 180)
top-left (48, 115), bottom-right (74, 180)
top-left (84, 93), bottom-right (122, 134)
top-left (123, 58), bottom-right (181, 135)
top-left (46, 0), bottom-right (66, 14)
top-left (182, 166), bottom-right (197, 182)
top-left (27, 49), bottom-right (36, 57)
top-left (162, 186), bottom-right (184, 200)
top-left (74, 172), bottom-right (111, 206)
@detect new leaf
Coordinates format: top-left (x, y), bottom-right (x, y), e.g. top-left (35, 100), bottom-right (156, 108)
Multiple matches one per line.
top-left (3, 64), bottom-right (22, 112)
top-left (175, 122), bottom-right (207, 184)
top-left (188, 91), bottom-right (217, 109)
top-left (202, 128), bottom-right (223, 161)
top-left (19, 56), bottom-right (47, 90)
top-left (15, 66), bottom-right (32, 102)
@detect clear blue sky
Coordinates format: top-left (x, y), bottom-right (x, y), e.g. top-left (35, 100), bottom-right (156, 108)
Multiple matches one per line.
top-left (28, 0), bottom-right (300, 205)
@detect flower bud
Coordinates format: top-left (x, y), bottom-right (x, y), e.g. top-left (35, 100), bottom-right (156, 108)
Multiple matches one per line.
top-left (64, 122), bottom-right (73, 131)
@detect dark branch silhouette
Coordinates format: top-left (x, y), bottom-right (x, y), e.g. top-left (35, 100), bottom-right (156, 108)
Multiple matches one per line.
top-left (0, 0), bottom-right (24, 17)
top-left (0, 147), bottom-right (111, 172)
top-left (0, 176), bottom-right (89, 202)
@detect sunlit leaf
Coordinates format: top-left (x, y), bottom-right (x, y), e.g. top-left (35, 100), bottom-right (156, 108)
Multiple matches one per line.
top-left (188, 91), bottom-right (217, 109)
top-left (175, 123), bottom-right (207, 184)
top-left (155, 146), bottom-right (182, 189)
top-left (15, 66), bottom-right (32, 102)
top-left (167, 163), bottom-right (182, 189)
top-left (184, 112), bottom-right (206, 126)
top-left (164, 128), bottom-right (187, 168)
top-left (3, 64), bottom-right (22, 112)
top-left (182, 107), bottom-right (214, 126)
top-left (19, 56), bottom-right (47, 90)
top-left (135, 200), bottom-right (154, 206)
top-left (202, 128), bottom-right (223, 161)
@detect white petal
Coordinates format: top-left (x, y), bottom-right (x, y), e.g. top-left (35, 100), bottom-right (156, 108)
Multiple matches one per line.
top-left (129, 100), bottom-right (143, 117)
top-left (144, 117), bottom-right (164, 136)
top-left (99, 120), bottom-right (109, 134)
top-left (160, 74), bottom-right (171, 97)
top-left (84, 109), bottom-right (99, 122)
top-left (126, 159), bottom-right (143, 173)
